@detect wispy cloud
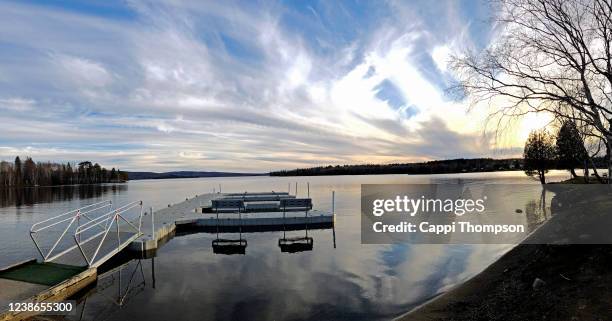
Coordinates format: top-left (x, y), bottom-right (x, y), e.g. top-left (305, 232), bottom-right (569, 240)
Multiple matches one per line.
top-left (0, 0), bottom-right (522, 172)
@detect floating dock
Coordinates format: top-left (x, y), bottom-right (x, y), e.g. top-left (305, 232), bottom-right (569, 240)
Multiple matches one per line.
top-left (180, 211), bottom-right (334, 233)
top-left (0, 191), bottom-right (334, 321)
top-left (130, 192), bottom-right (334, 251)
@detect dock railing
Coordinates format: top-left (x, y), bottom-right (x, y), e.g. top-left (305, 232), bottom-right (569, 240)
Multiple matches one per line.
top-left (30, 200), bottom-right (114, 263)
top-left (74, 201), bottom-right (143, 267)
top-left (30, 200), bottom-right (144, 268)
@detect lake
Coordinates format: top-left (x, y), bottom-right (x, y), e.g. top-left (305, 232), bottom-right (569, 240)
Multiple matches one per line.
top-left (0, 171), bottom-right (570, 321)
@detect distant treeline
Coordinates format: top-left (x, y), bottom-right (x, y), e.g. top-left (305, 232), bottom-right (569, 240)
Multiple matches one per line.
top-left (0, 157), bottom-right (128, 187)
top-left (127, 171), bottom-right (266, 180)
top-left (271, 158), bottom-right (525, 176)
top-left (271, 157), bottom-right (611, 177)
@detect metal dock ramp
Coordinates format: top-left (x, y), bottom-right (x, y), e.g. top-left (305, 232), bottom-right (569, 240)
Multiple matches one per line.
top-left (0, 200), bottom-right (145, 321)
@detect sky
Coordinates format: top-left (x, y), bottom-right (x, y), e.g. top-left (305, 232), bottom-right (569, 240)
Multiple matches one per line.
top-left (0, 0), bottom-right (541, 172)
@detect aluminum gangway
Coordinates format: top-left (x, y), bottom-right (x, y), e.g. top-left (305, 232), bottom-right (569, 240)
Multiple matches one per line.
top-left (29, 200), bottom-right (144, 268)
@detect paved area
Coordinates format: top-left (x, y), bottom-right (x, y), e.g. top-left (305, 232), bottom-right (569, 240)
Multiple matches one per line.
top-left (138, 193), bottom-right (220, 240)
top-left (142, 193), bottom-right (224, 237)
top-left (128, 193), bottom-right (222, 251)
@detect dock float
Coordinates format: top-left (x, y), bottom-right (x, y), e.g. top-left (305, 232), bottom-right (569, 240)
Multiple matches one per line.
top-left (129, 192), bottom-right (334, 251)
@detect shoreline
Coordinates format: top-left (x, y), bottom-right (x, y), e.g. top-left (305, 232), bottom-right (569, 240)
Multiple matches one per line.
top-left (397, 184), bottom-right (612, 321)
top-left (398, 243), bottom-right (612, 321)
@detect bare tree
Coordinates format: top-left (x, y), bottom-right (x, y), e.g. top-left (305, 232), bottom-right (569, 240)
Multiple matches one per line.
top-left (452, 0), bottom-right (612, 182)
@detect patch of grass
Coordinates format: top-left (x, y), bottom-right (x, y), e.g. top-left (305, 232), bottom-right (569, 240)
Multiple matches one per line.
top-left (0, 261), bottom-right (86, 286)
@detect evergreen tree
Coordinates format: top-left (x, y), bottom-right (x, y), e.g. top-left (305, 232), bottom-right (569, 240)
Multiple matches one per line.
top-left (66, 163), bottom-right (73, 185)
top-left (23, 157), bottom-right (36, 186)
top-left (14, 156), bottom-right (22, 186)
top-left (524, 130), bottom-right (557, 184)
top-left (556, 121), bottom-right (585, 178)
top-left (110, 168), bottom-right (117, 182)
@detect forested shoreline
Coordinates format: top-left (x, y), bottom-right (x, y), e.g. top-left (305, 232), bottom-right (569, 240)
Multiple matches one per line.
top-left (0, 157), bottom-right (127, 187)
top-left (271, 158), bottom-right (524, 176)
top-left (270, 157), bottom-right (609, 177)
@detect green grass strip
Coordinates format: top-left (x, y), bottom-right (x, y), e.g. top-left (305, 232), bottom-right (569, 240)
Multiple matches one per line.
top-left (0, 261), bottom-right (87, 286)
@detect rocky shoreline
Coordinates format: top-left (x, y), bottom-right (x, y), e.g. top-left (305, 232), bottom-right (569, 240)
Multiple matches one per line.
top-left (397, 184), bottom-right (612, 321)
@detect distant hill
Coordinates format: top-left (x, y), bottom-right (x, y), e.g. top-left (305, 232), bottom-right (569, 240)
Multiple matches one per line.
top-left (127, 171), bottom-right (267, 180)
top-left (270, 158), bottom-right (525, 176)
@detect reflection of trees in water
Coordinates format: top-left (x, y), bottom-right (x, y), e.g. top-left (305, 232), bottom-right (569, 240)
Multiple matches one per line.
top-left (525, 189), bottom-right (550, 231)
top-left (0, 184), bottom-right (127, 208)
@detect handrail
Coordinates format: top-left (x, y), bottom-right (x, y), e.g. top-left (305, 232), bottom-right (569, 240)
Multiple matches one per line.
top-left (75, 201), bottom-right (141, 235)
top-left (74, 201), bottom-right (143, 267)
top-left (31, 202), bottom-right (113, 233)
top-left (30, 200), bottom-right (112, 233)
top-left (30, 200), bottom-right (114, 261)
top-left (75, 213), bottom-right (115, 234)
top-left (29, 200), bottom-right (144, 268)
top-left (34, 205), bottom-right (108, 232)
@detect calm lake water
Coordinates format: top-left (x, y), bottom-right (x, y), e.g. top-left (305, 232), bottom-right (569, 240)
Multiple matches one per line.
top-left (0, 171), bottom-right (570, 321)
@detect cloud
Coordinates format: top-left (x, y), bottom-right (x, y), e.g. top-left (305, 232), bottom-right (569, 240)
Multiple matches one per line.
top-left (431, 45), bottom-right (452, 72)
top-left (53, 54), bottom-right (113, 87)
top-left (0, 0), bottom-right (514, 172)
top-left (0, 98), bottom-right (36, 111)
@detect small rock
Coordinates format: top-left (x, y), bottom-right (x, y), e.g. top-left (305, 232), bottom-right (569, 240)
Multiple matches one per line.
top-left (515, 209), bottom-right (523, 213)
top-left (532, 277), bottom-right (546, 290)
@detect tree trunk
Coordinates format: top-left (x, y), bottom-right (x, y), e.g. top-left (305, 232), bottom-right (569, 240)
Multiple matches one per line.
top-left (608, 138), bottom-right (612, 184)
top-left (589, 156), bottom-right (604, 183)
top-left (570, 168), bottom-right (578, 178)
top-left (539, 170), bottom-right (546, 184)
top-left (607, 125), bottom-right (612, 184)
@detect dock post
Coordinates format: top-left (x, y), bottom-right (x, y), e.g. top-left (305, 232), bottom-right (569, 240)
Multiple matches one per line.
top-left (138, 201), bottom-right (144, 233)
top-left (152, 257), bottom-right (156, 289)
top-left (151, 207), bottom-right (155, 241)
top-left (219, 184), bottom-right (222, 193)
top-left (307, 182), bottom-right (310, 197)
top-left (332, 191), bottom-right (335, 215)
top-left (288, 183), bottom-right (290, 193)
top-left (116, 215), bottom-right (120, 247)
top-left (332, 190), bottom-right (336, 249)
top-left (295, 182), bottom-right (298, 196)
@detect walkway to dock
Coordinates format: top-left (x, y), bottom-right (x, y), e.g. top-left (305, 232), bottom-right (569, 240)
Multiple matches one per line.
top-left (129, 193), bottom-right (220, 251)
